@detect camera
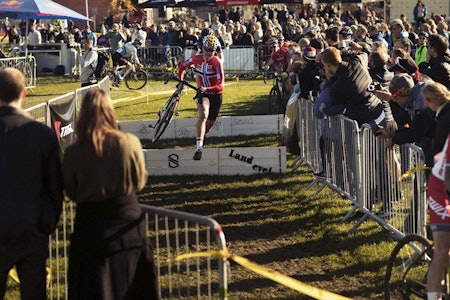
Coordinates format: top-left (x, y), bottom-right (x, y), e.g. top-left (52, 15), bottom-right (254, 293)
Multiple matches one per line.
top-left (367, 82), bottom-right (382, 92)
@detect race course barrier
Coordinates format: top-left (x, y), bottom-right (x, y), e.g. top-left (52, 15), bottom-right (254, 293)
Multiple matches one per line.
top-left (144, 146), bottom-right (286, 176)
top-left (119, 114), bottom-right (283, 140)
top-left (294, 97), bottom-right (428, 239)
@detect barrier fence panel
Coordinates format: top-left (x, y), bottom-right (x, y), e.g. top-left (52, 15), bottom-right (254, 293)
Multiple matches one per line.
top-left (47, 202), bottom-right (229, 300)
top-left (293, 98), bottom-right (309, 171)
top-left (322, 114), bottom-right (362, 205)
top-left (139, 45), bottom-right (259, 77)
top-left (25, 76), bottom-right (109, 129)
top-left (25, 102), bottom-right (47, 124)
top-left (293, 99), bottom-right (428, 237)
top-left (296, 99), bottom-right (362, 206)
top-left (301, 99), bottom-right (322, 175)
top-left (47, 200), bottom-right (74, 300)
top-left (358, 125), bottom-right (427, 239)
top-left (141, 204), bottom-right (228, 300)
top-left (221, 46), bottom-right (256, 75)
top-left (0, 56), bottom-right (36, 89)
top-left (74, 79), bottom-right (109, 111)
top-left (255, 44), bottom-right (271, 71)
top-left (139, 46), bottom-right (184, 75)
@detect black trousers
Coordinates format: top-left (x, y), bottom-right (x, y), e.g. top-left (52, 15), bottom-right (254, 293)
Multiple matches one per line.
top-left (0, 228), bottom-right (48, 300)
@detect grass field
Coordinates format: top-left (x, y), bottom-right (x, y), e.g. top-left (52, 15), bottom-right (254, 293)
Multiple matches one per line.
top-left (15, 75), bottom-right (396, 299)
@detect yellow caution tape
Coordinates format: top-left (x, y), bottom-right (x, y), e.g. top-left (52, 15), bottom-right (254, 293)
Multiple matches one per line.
top-left (169, 250), bottom-right (353, 300)
top-left (401, 166), bottom-right (431, 180)
top-left (8, 267), bottom-right (52, 289)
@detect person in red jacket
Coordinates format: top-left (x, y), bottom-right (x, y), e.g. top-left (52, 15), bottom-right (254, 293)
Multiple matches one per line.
top-left (178, 34), bottom-right (224, 160)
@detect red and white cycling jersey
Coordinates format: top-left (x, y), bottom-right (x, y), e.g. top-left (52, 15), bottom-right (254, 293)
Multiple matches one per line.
top-left (270, 46), bottom-right (290, 71)
top-left (431, 135), bottom-right (450, 180)
top-left (428, 134), bottom-right (450, 226)
top-left (178, 54), bottom-right (224, 94)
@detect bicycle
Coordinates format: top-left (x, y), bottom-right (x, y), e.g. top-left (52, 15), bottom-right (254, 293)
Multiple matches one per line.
top-left (107, 62), bottom-right (148, 90)
top-left (384, 234), bottom-right (449, 300)
top-left (6, 47), bottom-right (34, 87)
top-left (268, 72), bottom-right (289, 115)
top-left (16, 55), bottom-right (33, 87)
top-left (151, 72), bottom-right (199, 143)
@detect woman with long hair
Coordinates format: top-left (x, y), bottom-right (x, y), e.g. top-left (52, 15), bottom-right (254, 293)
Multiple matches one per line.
top-left (63, 88), bottom-right (158, 299)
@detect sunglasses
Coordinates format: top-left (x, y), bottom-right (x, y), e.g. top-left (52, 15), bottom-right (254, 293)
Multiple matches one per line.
top-left (203, 46), bottom-right (214, 52)
top-left (391, 87), bottom-right (405, 99)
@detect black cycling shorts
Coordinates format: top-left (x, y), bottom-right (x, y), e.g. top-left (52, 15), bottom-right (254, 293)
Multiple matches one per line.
top-left (112, 52), bottom-right (129, 67)
top-left (197, 93), bottom-right (223, 121)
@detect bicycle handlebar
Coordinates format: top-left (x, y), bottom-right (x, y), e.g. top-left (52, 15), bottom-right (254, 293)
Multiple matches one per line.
top-left (164, 72), bottom-right (198, 92)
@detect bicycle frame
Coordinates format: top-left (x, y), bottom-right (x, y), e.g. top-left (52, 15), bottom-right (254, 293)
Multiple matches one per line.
top-left (151, 73), bottom-right (198, 142)
top-left (268, 72), bottom-right (288, 114)
top-left (109, 61), bottom-right (147, 90)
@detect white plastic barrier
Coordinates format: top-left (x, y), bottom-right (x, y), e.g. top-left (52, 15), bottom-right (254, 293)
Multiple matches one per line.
top-left (183, 46), bottom-right (256, 72)
top-left (119, 114), bottom-right (283, 140)
top-left (144, 146), bottom-right (286, 176)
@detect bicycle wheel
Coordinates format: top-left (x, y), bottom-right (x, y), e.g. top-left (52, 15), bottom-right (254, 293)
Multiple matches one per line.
top-left (125, 70), bottom-right (147, 90)
top-left (269, 87), bottom-right (282, 115)
top-left (21, 61), bottom-right (33, 87)
top-left (385, 234), bottom-right (433, 300)
top-left (152, 95), bottom-right (179, 143)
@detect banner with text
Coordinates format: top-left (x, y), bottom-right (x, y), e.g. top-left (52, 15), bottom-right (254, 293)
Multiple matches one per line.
top-left (49, 95), bottom-right (76, 152)
top-left (144, 147), bottom-right (286, 176)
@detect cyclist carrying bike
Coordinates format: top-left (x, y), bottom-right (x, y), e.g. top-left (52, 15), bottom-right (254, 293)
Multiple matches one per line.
top-left (112, 39), bottom-right (143, 83)
top-left (178, 34), bottom-right (224, 161)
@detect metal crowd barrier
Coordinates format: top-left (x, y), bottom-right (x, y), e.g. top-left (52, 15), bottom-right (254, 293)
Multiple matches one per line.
top-left (357, 124), bottom-right (427, 239)
top-left (139, 45), bottom-right (263, 77)
top-left (46, 202), bottom-right (229, 300)
top-left (295, 98), bottom-right (362, 205)
top-left (0, 56), bottom-right (36, 89)
top-left (294, 97), bottom-right (322, 174)
top-left (25, 76), bottom-right (110, 127)
top-left (255, 44), bottom-right (271, 70)
top-left (221, 46), bottom-right (256, 75)
top-left (142, 204), bottom-right (228, 300)
top-left (294, 97), bottom-right (428, 240)
top-left (26, 102), bottom-right (47, 124)
top-left (139, 45), bottom-right (184, 75)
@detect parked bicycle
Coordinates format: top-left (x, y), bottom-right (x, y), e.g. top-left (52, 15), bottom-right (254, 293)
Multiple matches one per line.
top-left (268, 72), bottom-right (289, 115)
top-left (16, 55), bottom-right (34, 87)
top-left (106, 62), bottom-right (148, 90)
top-left (5, 48), bottom-right (34, 87)
top-left (384, 234), bottom-right (449, 300)
top-left (151, 72), bottom-right (199, 143)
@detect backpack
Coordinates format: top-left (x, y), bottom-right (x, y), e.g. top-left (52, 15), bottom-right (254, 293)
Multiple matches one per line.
top-left (92, 51), bottom-right (109, 78)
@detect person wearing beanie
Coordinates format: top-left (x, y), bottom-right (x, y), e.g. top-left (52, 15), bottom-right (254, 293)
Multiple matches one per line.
top-left (298, 46), bottom-right (319, 99)
top-left (377, 73), bottom-right (435, 168)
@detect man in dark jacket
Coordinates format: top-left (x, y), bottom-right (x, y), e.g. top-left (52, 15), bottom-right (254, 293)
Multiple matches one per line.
top-left (419, 34), bottom-right (450, 89)
top-left (0, 68), bottom-right (64, 300)
top-left (377, 73), bottom-right (435, 169)
top-left (320, 47), bottom-right (396, 132)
